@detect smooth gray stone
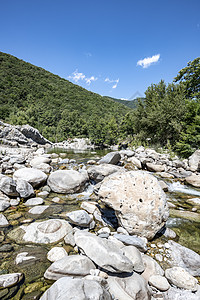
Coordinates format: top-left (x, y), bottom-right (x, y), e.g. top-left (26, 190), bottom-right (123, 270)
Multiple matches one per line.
top-left (0, 214), bottom-right (9, 227)
top-left (0, 273), bottom-right (23, 288)
top-left (40, 277), bottom-right (112, 300)
top-left (16, 179), bottom-right (35, 198)
top-left (98, 152), bottom-right (121, 165)
top-left (165, 267), bottom-right (198, 291)
top-left (0, 200), bottom-right (10, 212)
top-left (122, 245), bottom-right (145, 273)
top-left (148, 274), bottom-right (170, 291)
top-left (87, 164), bottom-right (124, 183)
top-left (107, 272), bottom-right (151, 300)
top-left (74, 230), bottom-right (133, 273)
top-left (28, 205), bottom-right (49, 214)
top-left (44, 254), bottom-right (95, 280)
top-left (0, 176), bottom-right (18, 196)
top-left (24, 197), bottom-right (44, 206)
top-left (163, 286), bottom-right (200, 300)
top-left (113, 234), bottom-right (147, 252)
top-left (66, 210), bottom-right (93, 227)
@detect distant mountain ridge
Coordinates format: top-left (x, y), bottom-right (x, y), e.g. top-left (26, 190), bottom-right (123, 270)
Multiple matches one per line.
top-left (104, 96), bottom-right (145, 109)
top-left (0, 52), bottom-right (132, 144)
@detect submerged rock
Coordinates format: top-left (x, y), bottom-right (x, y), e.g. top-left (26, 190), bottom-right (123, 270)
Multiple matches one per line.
top-left (98, 171), bottom-right (169, 239)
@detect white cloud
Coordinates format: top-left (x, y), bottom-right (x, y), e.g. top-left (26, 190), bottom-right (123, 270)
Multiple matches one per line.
top-left (137, 54), bottom-right (160, 68)
top-left (105, 77), bottom-right (119, 89)
top-left (85, 76), bottom-right (98, 85)
top-left (68, 70), bottom-right (97, 85)
top-left (68, 70), bottom-right (85, 82)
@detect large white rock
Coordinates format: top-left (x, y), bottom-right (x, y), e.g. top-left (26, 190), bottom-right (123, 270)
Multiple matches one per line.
top-left (167, 240), bottom-right (200, 277)
top-left (107, 272), bottom-right (150, 300)
top-left (47, 170), bottom-right (88, 193)
top-left (74, 230), bottom-right (133, 273)
top-left (188, 149), bottom-right (200, 172)
top-left (20, 219), bottom-right (73, 244)
top-left (40, 277), bottom-right (112, 300)
top-left (165, 267), bottom-right (198, 291)
top-left (0, 273), bottom-right (23, 288)
top-left (98, 171), bottom-right (169, 239)
top-left (44, 254), bottom-right (95, 280)
top-left (185, 174), bottom-right (200, 188)
top-left (30, 156), bottom-right (51, 167)
top-left (13, 167), bottom-right (47, 187)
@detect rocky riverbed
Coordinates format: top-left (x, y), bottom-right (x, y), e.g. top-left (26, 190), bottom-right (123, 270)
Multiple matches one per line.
top-left (0, 144), bottom-right (200, 300)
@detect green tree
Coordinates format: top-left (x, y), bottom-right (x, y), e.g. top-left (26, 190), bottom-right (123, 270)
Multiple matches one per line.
top-left (174, 57), bottom-right (200, 99)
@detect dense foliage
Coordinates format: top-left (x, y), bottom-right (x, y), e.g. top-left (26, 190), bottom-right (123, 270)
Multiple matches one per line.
top-left (133, 58), bottom-right (200, 157)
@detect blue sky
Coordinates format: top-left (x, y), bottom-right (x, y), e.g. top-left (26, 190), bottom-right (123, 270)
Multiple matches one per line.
top-left (0, 0), bottom-right (200, 99)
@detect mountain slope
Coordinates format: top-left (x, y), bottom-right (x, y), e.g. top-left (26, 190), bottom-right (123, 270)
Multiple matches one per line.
top-left (0, 52), bottom-right (131, 143)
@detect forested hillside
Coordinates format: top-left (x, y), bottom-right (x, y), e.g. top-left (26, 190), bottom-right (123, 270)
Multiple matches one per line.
top-left (0, 52), bottom-right (199, 157)
top-left (0, 52), bottom-right (132, 144)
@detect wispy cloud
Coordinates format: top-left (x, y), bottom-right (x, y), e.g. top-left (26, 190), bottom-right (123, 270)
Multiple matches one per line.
top-left (137, 54), bottom-right (160, 68)
top-left (68, 70), bottom-right (97, 85)
top-left (105, 77), bottom-right (119, 89)
top-left (85, 76), bottom-right (97, 85)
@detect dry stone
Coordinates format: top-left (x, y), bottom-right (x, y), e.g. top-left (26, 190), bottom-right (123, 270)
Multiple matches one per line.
top-left (98, 171), bottom-right (169, 239)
